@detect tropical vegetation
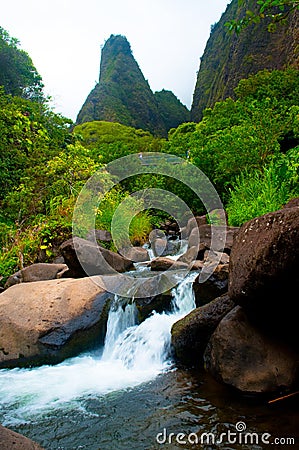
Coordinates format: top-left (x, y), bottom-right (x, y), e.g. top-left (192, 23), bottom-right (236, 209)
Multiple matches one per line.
top-left (0, 21), bottom-right (299, 287)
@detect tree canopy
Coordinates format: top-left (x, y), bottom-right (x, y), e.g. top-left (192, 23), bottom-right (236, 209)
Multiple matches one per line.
top-left (225, 0), bottom-right (299, 33)
top-left (0, 26), bottom-right (44, 101)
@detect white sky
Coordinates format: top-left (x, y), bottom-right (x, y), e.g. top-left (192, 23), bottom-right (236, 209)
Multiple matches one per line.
top-left (1, 0), bottom-right (230, 121)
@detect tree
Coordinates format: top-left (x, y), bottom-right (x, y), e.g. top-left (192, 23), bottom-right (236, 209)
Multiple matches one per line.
top-left (225, 0), bottom-right (299, 33)
top-left (0, 26), bottom-right (44, 101)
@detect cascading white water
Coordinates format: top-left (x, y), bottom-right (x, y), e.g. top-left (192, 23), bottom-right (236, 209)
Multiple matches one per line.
top-left (0, 271), bottom-right (198, 426)
top-left (102, 297), bottom-right (138, 358)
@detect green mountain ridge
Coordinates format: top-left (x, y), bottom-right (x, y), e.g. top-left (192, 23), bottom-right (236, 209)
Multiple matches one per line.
top-left (76, 34), bottom-right (189, 136)
top-left (191, 0), bottom-right (299, 121)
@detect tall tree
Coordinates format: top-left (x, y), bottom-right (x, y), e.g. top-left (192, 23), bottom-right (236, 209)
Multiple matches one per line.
top-left (0, 26), bottom-right (44, 102)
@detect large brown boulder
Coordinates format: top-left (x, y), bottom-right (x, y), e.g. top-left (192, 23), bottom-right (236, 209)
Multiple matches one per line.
top-left (193, 264), bottom-right (229, 305)
top-left (228, 206), bottom-right (299, 339)
top-left (133, 273), bottom-right (175, 321)
top-left (283, 197), bottom-right (299, 209)
top-left (188, 224), bottom-right (239, 253)
top-left (119, 246), bottom-right (149, 263)
top-left (185, 215), bottom-right (207, 236)
top-left (204, 306), bottom-right (299, 394)
top-left (171, 293), bottom-right (234, 365)
top-left (4, 263), bottom-right (69, 288)
top-left (0, 277), bottom-right (114, 368)
top-left (60, 237), bottom-right (134, 277)
top-left (0, 425), bottom-right (44, 449)
top-left (150, 257), bottom-right (189, 271)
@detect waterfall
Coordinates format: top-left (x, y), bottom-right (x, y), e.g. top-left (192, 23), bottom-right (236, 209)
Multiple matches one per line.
top-left (0, 271), bottom-right (198, 425)
top-left (102, 297), bottom-right (138, 358)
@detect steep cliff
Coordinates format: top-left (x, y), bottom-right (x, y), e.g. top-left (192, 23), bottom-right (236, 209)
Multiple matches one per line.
top-left (76, 35), bottom-right (188, 136)
top-left (191, 0), bottom-right (299, 122)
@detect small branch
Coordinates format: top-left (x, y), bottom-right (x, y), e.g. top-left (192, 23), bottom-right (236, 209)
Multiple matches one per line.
top-left (268, 391), bottom-right (299, 404)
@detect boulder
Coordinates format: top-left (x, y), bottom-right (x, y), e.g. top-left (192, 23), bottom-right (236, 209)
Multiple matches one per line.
top-left (99, 271), bottom-right (180, 320)
top-left (21, 263), bottom-right (69, 282)
top-left (191, 260), bottom-right (205, 270)
top-left (86, 229), bottom-right (112, 242)
top-left (150, 257), bottom-right (189, 271)
top-left (119, 246), bottom-right (150, 263)
top-left (4, 263), bottom-right (69, 288)
top-left (204, 249), bottom-right (230, 266)
top-left (134, 274), bottom-right (174, 321)
top-left (0, 425), bottom-right (44, 449)
top-left (60, 237), bottom-right (134, 277)
top-left (150, 237), bottom-right (181, 257)
top-left (204, 306), bottom-right (299, 394)
top-left (228, 207), bottom-right (299, 339)
top-left (4, 270), bottom-right (22, 288)
top-left (160, 220), bottom-right (180, 235)
top-left (178, 244), bottom-right (206, 263)
top-left (193, 264), bottom-right (229, 305)
top-left (188, 224), bottom-right (238, 253)
top-left (283, 197), bottom-right (299, 208)
top-left (185, 215), bottom-right (207, 236)
top-left (0, 277), bottom-right (114, 368)
top-left (171, 293), bottom-right (234, 365)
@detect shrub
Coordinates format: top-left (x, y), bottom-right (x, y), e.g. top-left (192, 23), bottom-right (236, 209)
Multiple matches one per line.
top-left (227, 146), bottom-right (299, 226)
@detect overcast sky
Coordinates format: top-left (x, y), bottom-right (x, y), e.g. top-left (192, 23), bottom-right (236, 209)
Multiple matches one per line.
top-left (1, 0), bottom-right (230, 121)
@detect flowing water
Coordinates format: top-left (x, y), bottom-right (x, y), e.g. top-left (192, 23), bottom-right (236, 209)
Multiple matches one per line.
top-left (0, 271), bottom-right (298, 449)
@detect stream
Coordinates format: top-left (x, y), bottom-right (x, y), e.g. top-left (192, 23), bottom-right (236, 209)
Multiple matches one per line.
top-left (0, 259), bottom-right (298, 449)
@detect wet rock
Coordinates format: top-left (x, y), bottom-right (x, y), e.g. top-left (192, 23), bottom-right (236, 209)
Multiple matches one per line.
top-left (0, 425), bottom-right (44, 449)
top-left (185, 215), bottom-right (207, 236)
top-left (178, 244), bottom-right (206, 263)
top-left (150, 237), bottom-right (181, 257)
top-left (204, 306), bottom-right (299, 394)
top-left (0, 276), bottom-right (114, 368)
top-left (228, 206), bottom-right (299, 340)
top-left (171, 293), bottom-right (234, 365)
top-left (204, 250), bottom-right (230, 266)
top-left (114, 272), bottom-right (182, 321)
top-left (150, 257), bottom-right (189, 271)
top-left (60, 237), bottom-right (134, 277)
top-left (193, 264), bottom-right (229, 305)
top-left (119, 246), bottom-right (150, 263)
top-left (191, 260), bottom-right (205, 270)
top-left (188, 224), bottom-right (238, 253)
top-left (160, 220), bottom-right (180, 235)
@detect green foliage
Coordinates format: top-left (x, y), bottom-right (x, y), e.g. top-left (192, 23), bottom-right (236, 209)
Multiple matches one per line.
top-left (225, 0), bottom-right (299, 33)
top-left (129, 211), bottom-right (153, 246)
top-left (226, 146), bottom-right (299, 225)
top-left (1, 39), bottom-right (298, 288)
top-left (0, 88), bottom-right (73, 199)
top-left (74, 120), bottom-right (163, 164)
top-left (168, 69), bottom-right (299, 200)
top-left (0, 214), bottom-right (73, 284)
top-left (0, 26), bottom-right (44, 101)
top-left (95, 188), bottom-right (153, 249)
